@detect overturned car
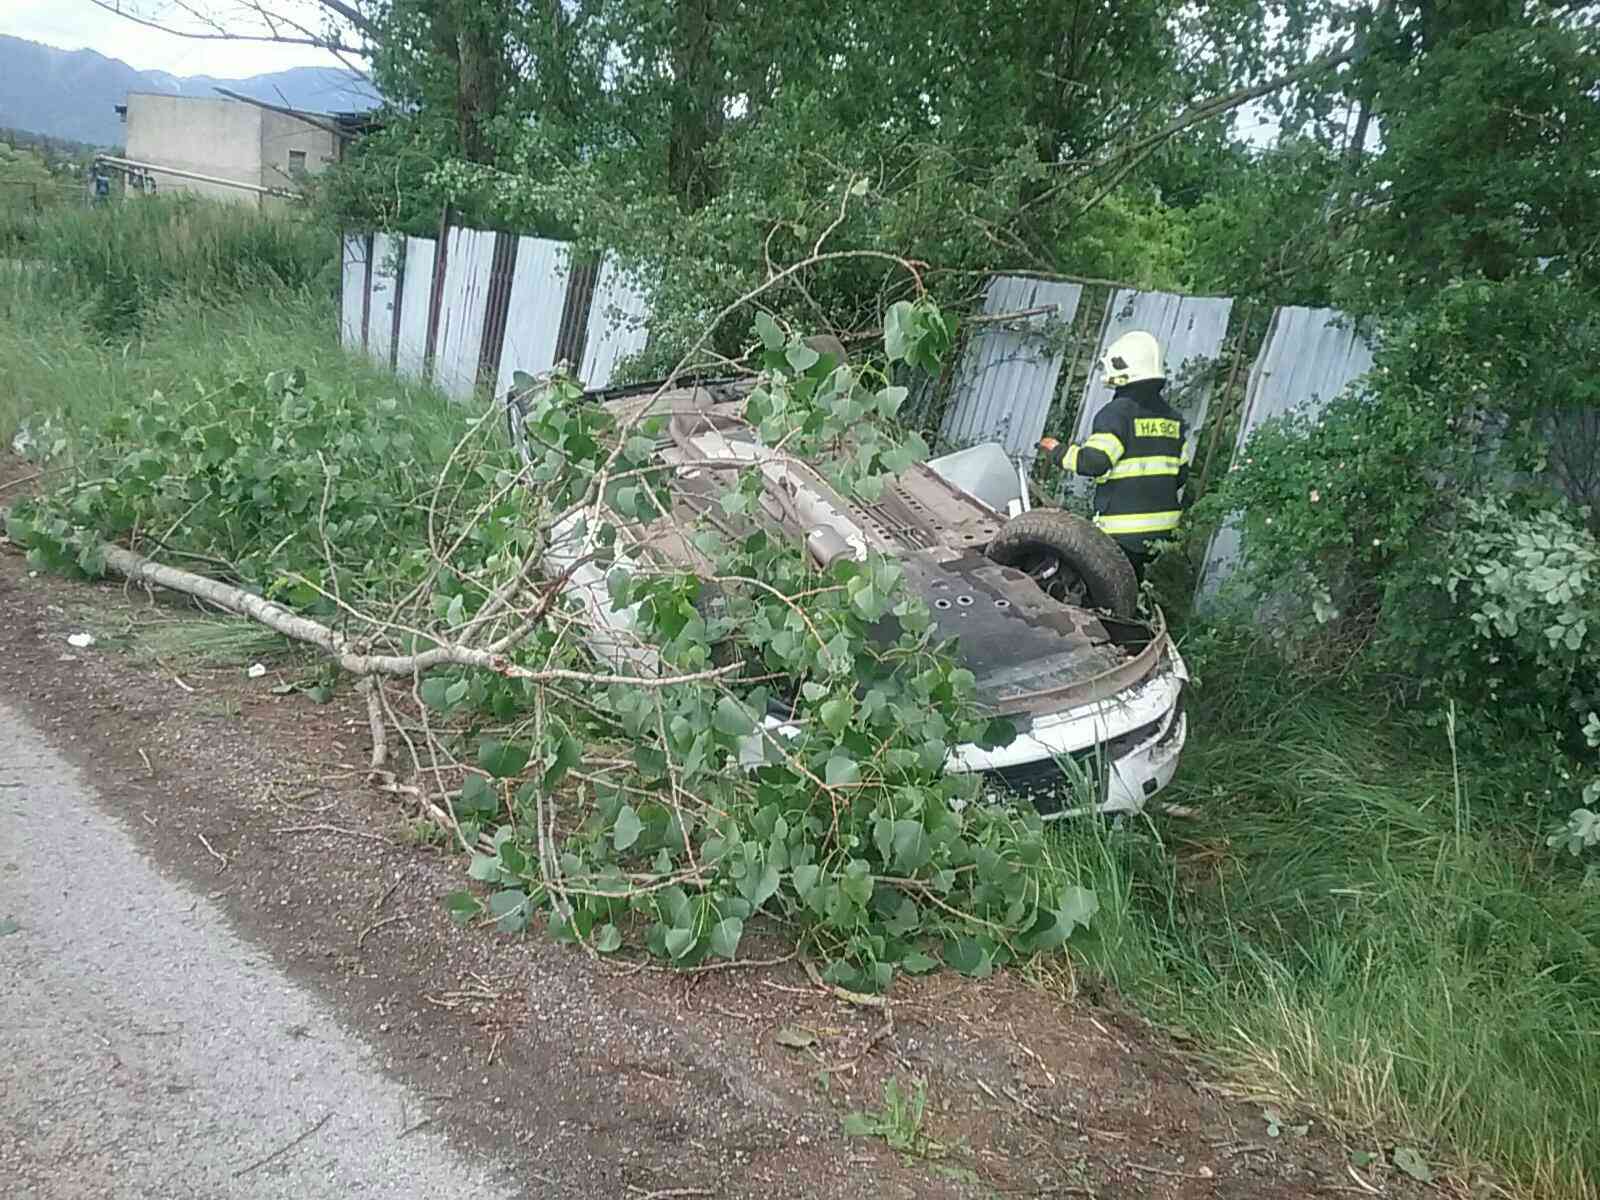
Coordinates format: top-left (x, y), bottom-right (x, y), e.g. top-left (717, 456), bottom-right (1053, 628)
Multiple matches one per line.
top-left (507, 372), bottom-right (1188, 818)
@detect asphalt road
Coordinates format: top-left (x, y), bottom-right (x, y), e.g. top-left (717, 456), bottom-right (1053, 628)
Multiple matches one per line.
top-left (0, 700), bottom-right (515, 1200)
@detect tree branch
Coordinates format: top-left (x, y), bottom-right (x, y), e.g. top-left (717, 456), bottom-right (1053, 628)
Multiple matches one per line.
top-left (46, 528), bottom-right (742, 690)
top-left (86, 0), bottom-right (366, 56)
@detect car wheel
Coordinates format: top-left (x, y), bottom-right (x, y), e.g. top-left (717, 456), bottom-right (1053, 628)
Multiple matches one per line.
top-left (984, 509), bottom-right (1138, 617)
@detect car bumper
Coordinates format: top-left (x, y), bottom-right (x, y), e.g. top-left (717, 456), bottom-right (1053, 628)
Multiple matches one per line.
top-left (949, 647), bottom-right (1189, 817)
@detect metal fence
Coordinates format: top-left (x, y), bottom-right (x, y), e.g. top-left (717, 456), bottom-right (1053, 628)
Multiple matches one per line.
top-left (1070, 289), bottom-right (1234, 455)
top-left (338, 224), bottom-right (650, 398)
top-left (930, 287), bottom-right (1382, 599)
top-left (339, 229), bottom-right (1401, 600)
top-left (1196, 306), bottom-right (1378, 599)
top-left (937, 276), bottom-right (1084, 458)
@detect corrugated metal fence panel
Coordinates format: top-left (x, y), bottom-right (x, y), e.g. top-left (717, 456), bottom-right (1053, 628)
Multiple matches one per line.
top-left (494, 237), bottom-right (571, 398)
top-left (433, 227), bottom-right (498, 398)
top-left (338, 235), bottom-right (367, 351)
top-left (580, 257), bottom-right (652, 388)
top-left (365, 233), bottom-right (402, 369)
top-left (1197, 306), bottom-right (1377, 599)
top-left (1072, 290), bottom-right (1234, 454)
top-left (940, 277), bottom-right (1083, 458)
top-left (394, 236), bottom-right (437, 381)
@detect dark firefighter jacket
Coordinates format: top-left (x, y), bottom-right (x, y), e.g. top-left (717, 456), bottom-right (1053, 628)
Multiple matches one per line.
top-left (1051, 380), bottom-right (1190, 554)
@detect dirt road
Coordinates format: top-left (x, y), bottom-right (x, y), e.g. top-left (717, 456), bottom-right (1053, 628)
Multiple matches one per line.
top-left (0, 700), bottom-right (517, 1199)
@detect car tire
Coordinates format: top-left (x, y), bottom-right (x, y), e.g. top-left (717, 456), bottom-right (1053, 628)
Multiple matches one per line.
top-left (985, 509), bottom-right (1138, 617)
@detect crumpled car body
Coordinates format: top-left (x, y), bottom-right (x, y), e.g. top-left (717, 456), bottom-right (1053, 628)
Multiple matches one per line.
top-left (510, 377), bottom-right (1188, 817)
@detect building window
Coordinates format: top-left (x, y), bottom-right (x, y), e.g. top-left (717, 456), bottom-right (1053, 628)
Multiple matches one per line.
top-left (288, 150), bottom-right (307, 177)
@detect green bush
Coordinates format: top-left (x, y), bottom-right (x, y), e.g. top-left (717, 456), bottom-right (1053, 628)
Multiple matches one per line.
top-left (1195, 274), bottom-right (1599, 825)
top-left (5, 363), bottom-right (502, 612)
top-left (1433, 497), bottom-right (1600, 729)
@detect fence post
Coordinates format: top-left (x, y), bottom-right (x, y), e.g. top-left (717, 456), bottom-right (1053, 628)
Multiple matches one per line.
top-left (1196, 300), bottom-right (1256, 494)
top-left (422, 205), bottom-right (452, 383)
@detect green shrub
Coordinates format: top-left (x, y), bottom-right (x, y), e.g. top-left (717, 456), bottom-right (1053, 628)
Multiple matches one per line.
top-left (5, 364), bottom-right (502, 611)
top-left (1433, 497), bottom-right (1600, 730)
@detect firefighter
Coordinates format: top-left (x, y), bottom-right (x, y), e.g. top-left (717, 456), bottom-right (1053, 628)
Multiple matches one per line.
top-left (1037, 330), bottom-right (1189, 583)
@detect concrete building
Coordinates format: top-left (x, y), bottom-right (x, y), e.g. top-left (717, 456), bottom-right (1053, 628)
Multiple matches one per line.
top-left (113, 92), bottom-right (341, 205)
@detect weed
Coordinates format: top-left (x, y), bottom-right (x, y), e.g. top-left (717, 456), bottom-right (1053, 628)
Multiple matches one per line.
top-left (842, 1076), bottom-right (934, 1155)
top-left (397, 818), bottom-right (446, 849)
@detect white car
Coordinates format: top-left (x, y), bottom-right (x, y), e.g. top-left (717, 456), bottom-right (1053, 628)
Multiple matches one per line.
top-left (513, 377), bottom-right (1188, 818)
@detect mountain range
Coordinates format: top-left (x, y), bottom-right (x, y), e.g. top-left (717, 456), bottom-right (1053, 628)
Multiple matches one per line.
top-left (0, 34), bottom-right (378, 149)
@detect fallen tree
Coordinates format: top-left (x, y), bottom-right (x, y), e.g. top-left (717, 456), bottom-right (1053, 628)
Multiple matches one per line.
top-left (3, 238), bottom-right (1099, 991)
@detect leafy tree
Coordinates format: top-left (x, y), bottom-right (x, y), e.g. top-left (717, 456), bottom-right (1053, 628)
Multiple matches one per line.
top-left (1201, 3), bottom-right (1600, 811)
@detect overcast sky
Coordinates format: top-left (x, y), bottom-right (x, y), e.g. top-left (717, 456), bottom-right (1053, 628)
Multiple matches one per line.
top-left (4, 0), bottom-right (355, 78)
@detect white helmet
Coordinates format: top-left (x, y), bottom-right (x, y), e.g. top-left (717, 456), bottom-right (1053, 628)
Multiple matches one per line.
top-left (1100, 330), bottom-right (1165, 388)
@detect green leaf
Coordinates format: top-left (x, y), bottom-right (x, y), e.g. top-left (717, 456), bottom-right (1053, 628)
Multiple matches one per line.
top-left (900, 950), bottom-right (939, 974)
top-left (478, 738), bottom-right (531, 779)
top-left (875, 386), bottom-right (908, 418)
top-left (487, 888), bottom-right (528, 933)
top-left (792, 863), bottom-right (821, 897)
top-left (457, 774), bottom-right (497, 816)
top-left (840, 862), bottom-right (874, 906)
top-left (664, 925), bottom-right (698, 959)
top-left (419, 677), bottom-right (455, 711)
top-left (612, 804), bottom-right (644, 851)
top-left (542, 731), bottom-right (584, 790)
top-left (891, 820), bottom-right (932, 872)
top-left (1057, 886), bottom-right (1099, 935)
top-left (819, 695), bottom-right (851, 736)
top-left (842, 1112), bottom-right (880, 1137)
top-left (825, 755), bottom-right (860, 787)
top-left (873, 817), bottom-right (894, 862)
top-left (945, 936), bottom-right (994, 978)
top-left (884, 301), bottom-right (914, 362)
top-left (786, 344), bottom-right (820, 373)
top-left (713, 695), bottom-right (757, 737)
top-left (442, 891), bottom-right (482, 926)
top-left (1392, 1148), bottom-right (1433, 1183)
top-left (755, 311), bottom-right (784, 350)
top-left (884, 896), bottom-right (920, 936)
top-left (707, 916), bottom-right (745, 959)
top-left (593, 923), bottom-right (623, 953)
top-left (850, 580), bottom-right (882, 619)
top-left (75, 541), bottom-right (106, 578)
top-left (742, 861), bottom-right (781, 910)
top-left (467, 853), bottom-right (502, 882)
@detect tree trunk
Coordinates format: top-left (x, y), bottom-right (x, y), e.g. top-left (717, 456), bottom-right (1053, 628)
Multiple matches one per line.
top-left (666, 0), bottom-right (725, 210)
top-left (427, 1), bottom-right (504, 166)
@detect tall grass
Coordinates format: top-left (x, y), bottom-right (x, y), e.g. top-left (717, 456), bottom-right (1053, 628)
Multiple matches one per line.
top-left (0, 242), bottom-right (436, 450)
top-left (0, 195), bottom-right (333, 337)
top-left (1050, 633), bottom-right (1600, 1199)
